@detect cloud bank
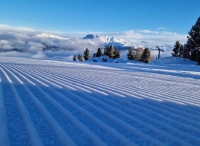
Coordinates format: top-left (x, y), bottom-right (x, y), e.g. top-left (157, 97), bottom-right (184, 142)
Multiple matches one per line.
top-left (0, 24), bottom-right (188, 60)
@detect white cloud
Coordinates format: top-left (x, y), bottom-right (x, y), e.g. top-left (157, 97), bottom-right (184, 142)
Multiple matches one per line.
top-left (139, 30), bottom-right (159, 34)
top-left (97, 30), bottom-right (187, 45)
top-left (157, 27), bottom-right (167, 30)
top-left (32, 51), bottom-right (46, 59)
top-left (0, 24), bottom-right (35, 31)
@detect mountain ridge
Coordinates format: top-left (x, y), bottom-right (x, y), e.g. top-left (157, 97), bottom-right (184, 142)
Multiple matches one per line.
top-left (0, 30), bottom-right (172, 53)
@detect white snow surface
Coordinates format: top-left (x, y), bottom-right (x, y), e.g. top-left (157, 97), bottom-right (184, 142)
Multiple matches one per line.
top-left (0, 57), bottom-right (200, 146)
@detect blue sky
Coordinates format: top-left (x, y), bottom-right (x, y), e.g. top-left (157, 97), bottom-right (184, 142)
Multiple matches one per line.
top-left (0, 0), bottom-right (199, 34)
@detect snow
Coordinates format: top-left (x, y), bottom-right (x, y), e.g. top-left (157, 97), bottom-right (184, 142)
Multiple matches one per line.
top-left (83, 34), bottom-right (137, 47)
top-left (0, 57), bottom-right (200, 146)
top-left (36, 33), bottom-right (68, 40)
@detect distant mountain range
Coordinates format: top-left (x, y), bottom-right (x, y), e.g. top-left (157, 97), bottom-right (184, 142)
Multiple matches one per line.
top-left (36, 33), bottom-right (68, 40)
top-left (37, 33), bottom-right (171, 51)
top-left (82, 34), bottom-right (134, 47)
top-left (0, 31), bottom-right (172, 53)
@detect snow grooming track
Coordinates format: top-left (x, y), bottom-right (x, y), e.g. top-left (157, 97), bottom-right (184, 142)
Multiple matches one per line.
top-left (0, 57), bottom-right (200, 146)
top-left (0, 68), bottom-right (9, 146)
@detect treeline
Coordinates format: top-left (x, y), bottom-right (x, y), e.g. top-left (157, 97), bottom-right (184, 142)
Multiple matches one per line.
top-left (73, 45), bottom-right (120, 62)
top-left (73, 45), bottom-right (152, 63)
top-left (127, 47), bottom-right (152, 63)
top-left (172, 17), bottom-right (200, 65)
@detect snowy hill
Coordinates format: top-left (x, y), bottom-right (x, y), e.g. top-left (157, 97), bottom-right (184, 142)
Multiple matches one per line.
top-left (0, 57), bottom-right (200, 146)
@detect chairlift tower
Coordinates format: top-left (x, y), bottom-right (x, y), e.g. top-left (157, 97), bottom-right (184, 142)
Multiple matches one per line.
top-left (156, 46), bottom-right (161, 59)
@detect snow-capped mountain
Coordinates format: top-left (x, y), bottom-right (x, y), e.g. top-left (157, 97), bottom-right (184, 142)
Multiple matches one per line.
top-left (36, 33), bottom-right (68, 40)
top-left (83, 34), bottom-right (135, 47)
top-left (0, 29), bottom-right (173, 54)
top-left (82, 34), bottom-right (173, 51)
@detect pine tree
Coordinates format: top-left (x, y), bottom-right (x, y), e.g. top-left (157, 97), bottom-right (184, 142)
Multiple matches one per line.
top-left (109, 50), bottom-right (115, 58)
top-left (107, 45), bottom-right (115, 58)
top-left (78, 54), bottom-right (83, 61)
top-left (179, 45), bottom-right (184, 58)
top-left (183, 44), bottom-right (190, 58)
top-left (186, 17), bottom-right (200, 61)
top-left (141, 48), bottom-right (151, 63)
top-left (104, 45), bottom-right (115, 58)
top-left (104, 48), bottom-right (108, 56)
top-left (114, 48), bottom-right (120, 58)
top-left (127, 47), bottom-right (134, 60)
top-left (96, 48), bottom-right (102, 57)
top-left (73, 55), bottom-right (77, 61)
top-left (172, 41), bottom-right (181, 57)
top-left (84, 48), bottom-right (90, 60)
top-left (93, 53), bottom-right (96, 58)
top-left (135, 47), bottom-right (144, 61)
top-left (197, 48), bottom-right (200, 65)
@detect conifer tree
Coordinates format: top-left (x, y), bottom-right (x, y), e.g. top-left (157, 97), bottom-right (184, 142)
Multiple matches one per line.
top-left (179, 44), bottom-right (184, 58)
top-left (84, 48), bottom-right (90, 60)
top-left (96, 48), bottom-right (102, 57)
top-left (93, 53), bottom-right (96, 58)
top-left (73, 55), bottom-right (77, 61)
top-left (186, 17), bottom-right (200, 61)
top-left (141, 48), bottom-right (151, 63)
top-left (172, 41), bottom-right (181, 57)
top-left (104, 48), bottom-right (108, 56)
top-left (183, 44), bottom-right (189, 58)
top-left (103, 45), bottom-right (114, 58)
top-left (127, 47), bottom-right (134, 60)
top-left (78, 54), bottom-right (83, 61)
top-left (114, 48), bottom-right (120, 58)
top-left (135, 47), bottom-right (144, 61)
top-left (107, 45), bottom-right (115, 58)
top-left (109, 50), bottom-right (115, 58)
top-left (197, 48), bottom-right (200, 65)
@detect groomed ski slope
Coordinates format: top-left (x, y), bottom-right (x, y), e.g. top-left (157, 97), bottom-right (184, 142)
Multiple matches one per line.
top-left (0, 57), bottom-right (200, 146)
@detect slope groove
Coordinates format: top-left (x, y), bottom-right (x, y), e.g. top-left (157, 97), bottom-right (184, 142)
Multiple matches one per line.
top-left (0, 57), bottom-right (200, 146)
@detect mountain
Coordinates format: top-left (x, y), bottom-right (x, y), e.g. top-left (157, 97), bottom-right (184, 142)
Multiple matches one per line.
top-left (82, 34), bottom-right (138, 48)
top-left (83, 34), bottom-right (96, 39)
top-left (0, 30), bottom-right (173, 54)
top-left (82, 34), bottom-right (173, 52)
top-left (36, 33), bottom-right (68, 40)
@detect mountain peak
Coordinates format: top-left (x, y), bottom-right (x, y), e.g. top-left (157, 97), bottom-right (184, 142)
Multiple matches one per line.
top-left (82, 34), bottom-right (96, 39)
